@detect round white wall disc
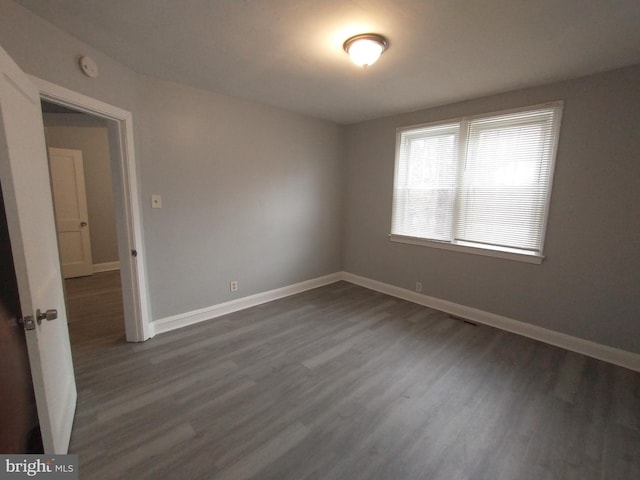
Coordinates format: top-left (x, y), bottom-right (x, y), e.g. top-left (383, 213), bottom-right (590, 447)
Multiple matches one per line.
top-left (79, 55), bottom-right (98, 78)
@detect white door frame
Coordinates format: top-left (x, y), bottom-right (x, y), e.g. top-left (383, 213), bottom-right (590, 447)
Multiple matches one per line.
top-left (33, 76), bottom-right (152, 342)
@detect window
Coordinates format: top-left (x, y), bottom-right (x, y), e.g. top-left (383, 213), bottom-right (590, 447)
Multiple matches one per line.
top-left (391, 103), bottom-right (563, 263)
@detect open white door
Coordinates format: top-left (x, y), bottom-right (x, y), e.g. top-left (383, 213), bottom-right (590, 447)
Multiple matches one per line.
top-left (48, 147), bottom-right (93, 278)
top-left (0, 45), bottom-right (76, 453)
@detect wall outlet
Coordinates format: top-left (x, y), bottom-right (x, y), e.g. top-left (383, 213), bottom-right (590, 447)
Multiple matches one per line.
top-left (415, 282), bottom-right (422, 293)
top-left (151, 194), bottom-right (162, 209)
top-left (230, 280), bottom-right (238, 292)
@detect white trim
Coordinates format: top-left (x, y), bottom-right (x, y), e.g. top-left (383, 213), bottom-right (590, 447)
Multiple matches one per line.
top-left (153, 273), bottom-right (343, 335)
top-left (395, 101), bottom-right (564, 139)
top-left (93, 261), bottom-right (120, 273)
top-left (341, 272), bottom-right (640, 372)
top-left (32, 76), bottom-right (152, 342)
top-left (389, 234), bottom-right (544, 264)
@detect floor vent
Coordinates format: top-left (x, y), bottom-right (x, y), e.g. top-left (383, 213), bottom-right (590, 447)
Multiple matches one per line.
top-left (448, 314), bottom-right (477, 326)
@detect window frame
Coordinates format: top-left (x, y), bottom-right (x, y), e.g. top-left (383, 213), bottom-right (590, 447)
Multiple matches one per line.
top-left (389, 101), bottom-right (564, 264)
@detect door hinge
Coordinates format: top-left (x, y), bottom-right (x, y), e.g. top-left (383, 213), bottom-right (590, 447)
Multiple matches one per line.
top-left (131, 249), bottom-right (138, 257)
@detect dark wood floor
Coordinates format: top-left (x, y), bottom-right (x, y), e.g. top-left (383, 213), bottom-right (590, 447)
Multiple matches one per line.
top-left (65, 271), bottom-right (640, 479)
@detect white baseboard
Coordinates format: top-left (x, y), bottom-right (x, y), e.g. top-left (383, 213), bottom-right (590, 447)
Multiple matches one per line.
top-left (341, 272), bottom-right (640, 372)
top-left (153, 273), bottom-right (343, 335)
top-left (150, 269), bottom-right (639, 372)
top-left (93, 261), bottom-right (120, 273)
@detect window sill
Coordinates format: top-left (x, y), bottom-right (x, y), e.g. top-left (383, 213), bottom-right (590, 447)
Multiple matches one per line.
top-left (389, 234), bottom-right (544, 264)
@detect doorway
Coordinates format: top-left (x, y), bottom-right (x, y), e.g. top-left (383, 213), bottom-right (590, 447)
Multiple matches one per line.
top-left (34, 76), bottom-right (152, 343)
top-left (42, 101), bottom-right (127, 345)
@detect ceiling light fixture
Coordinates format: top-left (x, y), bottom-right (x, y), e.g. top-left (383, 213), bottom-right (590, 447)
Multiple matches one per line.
top-left (343, 33), bottom-right (388, 68)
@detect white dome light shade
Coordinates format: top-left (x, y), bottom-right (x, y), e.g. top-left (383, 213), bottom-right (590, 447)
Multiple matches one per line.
top-left (343, 34), bottom-right (388, 68)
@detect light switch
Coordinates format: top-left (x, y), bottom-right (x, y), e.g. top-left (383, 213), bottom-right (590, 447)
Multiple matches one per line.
top-left (151, 194), bottom-right (162, 209)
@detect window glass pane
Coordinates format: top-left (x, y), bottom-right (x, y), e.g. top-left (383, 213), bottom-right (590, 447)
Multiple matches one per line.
top-left (392, 124), bottom-right (458, 241)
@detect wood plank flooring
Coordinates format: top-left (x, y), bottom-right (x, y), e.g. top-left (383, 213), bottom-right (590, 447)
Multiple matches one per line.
top-left (65, 272), bottom-right (640, 479)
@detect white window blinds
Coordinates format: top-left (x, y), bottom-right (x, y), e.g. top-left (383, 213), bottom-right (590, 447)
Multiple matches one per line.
top-left (391, 103), bottom-right (562, 258)
top-left (392, 123), bottom-right (459, 241)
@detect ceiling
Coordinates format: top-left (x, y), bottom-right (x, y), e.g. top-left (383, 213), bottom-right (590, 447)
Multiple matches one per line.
top-left (16, 0), bottom-right (640, 124)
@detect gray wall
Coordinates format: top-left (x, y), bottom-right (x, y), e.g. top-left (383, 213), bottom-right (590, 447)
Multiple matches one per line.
top-left (0, 0), bottom-right (344, 320)
top-left (0, 1), bottom-right (138, 112)
top-left (136, 74), bottom-right (344, 318)
top-left (44, 114), bottom-right (119, 265)
top-left (344, 65), bottom-right (640, 353)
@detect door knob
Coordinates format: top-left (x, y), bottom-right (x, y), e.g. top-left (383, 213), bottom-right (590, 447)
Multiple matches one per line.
top-left (80, 221), bottom-right (88, 227)
top-left (36, 309), bottom-right (58, 324)
top-left (19, 309), bottom-right (58, 330)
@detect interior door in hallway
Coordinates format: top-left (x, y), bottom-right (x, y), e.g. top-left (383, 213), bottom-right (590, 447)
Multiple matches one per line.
top-left (48, 147), bottom-right (93, 278)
